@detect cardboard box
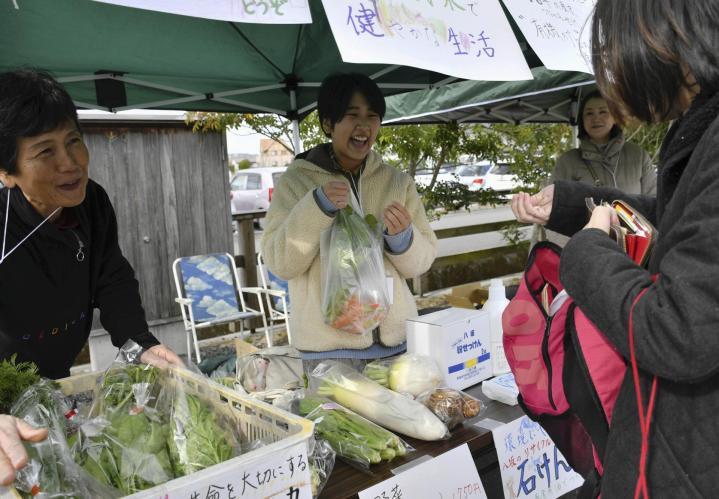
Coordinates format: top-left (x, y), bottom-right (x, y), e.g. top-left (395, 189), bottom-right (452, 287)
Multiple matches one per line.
top-left (445, 282), bottom-right (488, 310)
top-left (406, 307), bottom-right (492, 390)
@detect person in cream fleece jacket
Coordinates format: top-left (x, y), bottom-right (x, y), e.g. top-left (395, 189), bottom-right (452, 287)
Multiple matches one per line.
top-left (261, 73), bottom-right (437, 360)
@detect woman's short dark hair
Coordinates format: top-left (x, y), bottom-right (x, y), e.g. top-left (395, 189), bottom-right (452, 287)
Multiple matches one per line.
top-left (0, 69), bottom-right (80, 175)
top-left (591, 0), bottom-right (719, 123)
top-left (577, 90), bottom-right (622, 140)
top-left (317, 73), bottom-right (386, 138)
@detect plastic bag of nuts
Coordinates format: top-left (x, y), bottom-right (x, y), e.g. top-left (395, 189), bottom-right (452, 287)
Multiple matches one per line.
top-left (416, 387), bottom-right (484, 429)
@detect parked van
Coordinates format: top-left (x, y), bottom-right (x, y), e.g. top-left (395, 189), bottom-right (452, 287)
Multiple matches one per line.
top-left (230, 166), bottom-right (287, 216)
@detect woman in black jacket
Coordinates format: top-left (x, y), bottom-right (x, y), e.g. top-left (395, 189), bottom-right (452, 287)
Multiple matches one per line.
top-left (0, 70), bottom-right (183, 486)
top-left (513, 0), bottom-right (719, 497)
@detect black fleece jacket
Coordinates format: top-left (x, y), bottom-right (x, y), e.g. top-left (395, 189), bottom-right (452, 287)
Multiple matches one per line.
top-left (0, 179), bottom-right (158, 379)
top-left (547, 91), bottom-right (719, 497)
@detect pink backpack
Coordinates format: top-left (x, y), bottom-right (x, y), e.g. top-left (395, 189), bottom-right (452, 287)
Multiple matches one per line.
top-left (503, 242), bottom-right (658, 497)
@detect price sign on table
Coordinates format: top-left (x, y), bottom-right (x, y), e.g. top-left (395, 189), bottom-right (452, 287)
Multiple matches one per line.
top-left (358, 444), bottom-right (487, 499)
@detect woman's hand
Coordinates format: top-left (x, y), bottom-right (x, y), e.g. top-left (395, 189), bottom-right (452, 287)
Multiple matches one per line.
top-left (511, 185), bottom-right (555, 225)
top-left (584, 205), bottom-right (619, 234)
top-left (0, 415), bottom-right (48, 486)
top-left (140, 344), bottom-right (184, 369)
top-left (322, 181), bottom-right (350, 210)
top-left (383, 202), bottom-right (412, 235)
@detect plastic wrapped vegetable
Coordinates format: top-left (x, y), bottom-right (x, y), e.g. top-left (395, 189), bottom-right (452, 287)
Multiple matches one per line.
top-left (166, 389), bottom-right (239, 476)
top-left (11, 379), bottom-right (117, 498)
top-left (416, 388), bottom-right (484, 429)
top-left (310, 361), bottom-right (449, 441)
top-left (74, 363), bottom-right (174, 495)
top-left (321, 205), bottom-right (389, 334)
top-left (298, 396), bottom-right (410, 470)
top-left (307, 437), bottom-right (336, 498)
top-left (363, 354), bottom-right (443, 397)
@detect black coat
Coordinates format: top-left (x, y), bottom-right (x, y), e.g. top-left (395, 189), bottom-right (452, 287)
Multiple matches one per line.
top-left (548, 91), bottom-right (719, 498)
top-left (0, 179), bottom-right (158, 379)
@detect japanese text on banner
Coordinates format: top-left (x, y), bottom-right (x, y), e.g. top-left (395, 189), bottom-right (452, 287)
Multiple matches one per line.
top-left (322, 0), bottom-right (532, 81)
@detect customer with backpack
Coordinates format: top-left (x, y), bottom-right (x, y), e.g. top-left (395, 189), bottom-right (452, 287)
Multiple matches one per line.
top-left (511, 0), bottom-right (719, 496)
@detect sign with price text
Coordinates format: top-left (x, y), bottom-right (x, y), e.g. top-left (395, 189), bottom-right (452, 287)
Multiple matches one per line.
top-left (321, 0), bottom-right (532, 81)
top-left (358, 444), bottom-right (487, 499)
top-left (146, 440), bottom-right (312, 499)
top-left (493, 416), bottom-right (583, 499)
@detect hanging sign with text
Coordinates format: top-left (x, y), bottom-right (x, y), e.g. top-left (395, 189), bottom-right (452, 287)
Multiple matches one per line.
top-left (94, 0), bottom-right (312, 24)
top-left (502, 0), bottom-right (596, 73)
top-left (322, 0), bottom-right (532, 81)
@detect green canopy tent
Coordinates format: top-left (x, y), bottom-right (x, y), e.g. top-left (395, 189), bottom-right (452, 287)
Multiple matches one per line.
top-left (383, 67), bottom-right (595, 126)
top-left (0, 0), bottom-right (549, 150)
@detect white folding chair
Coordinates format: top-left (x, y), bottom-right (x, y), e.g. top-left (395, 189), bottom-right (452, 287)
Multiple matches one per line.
top-left (172, 252), bottom-right (268, 363)
top-left (257, 252), bottom-right (292, 344)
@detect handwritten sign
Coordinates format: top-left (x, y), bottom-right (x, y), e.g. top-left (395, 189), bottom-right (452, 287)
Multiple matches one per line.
top-left (144, 440), bottom-right (312, 499)
top-left (358, 444), bottom-right (488, 499)
top-left (492, 416), bottom-right (583, 499)
top-left (321, 0), bottom-right (532, 81)
top-left (502, 0), bottom-right (596, 73)
top-left (93, 0), bottom-right (312, 24)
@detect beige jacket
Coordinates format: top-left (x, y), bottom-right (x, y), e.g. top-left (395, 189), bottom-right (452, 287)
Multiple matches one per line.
top-left (261, 147), bottom-right (437, 352)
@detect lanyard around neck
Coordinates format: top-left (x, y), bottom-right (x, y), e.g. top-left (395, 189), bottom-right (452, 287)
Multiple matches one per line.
top-left (1, 189), bottom-right (60, 264)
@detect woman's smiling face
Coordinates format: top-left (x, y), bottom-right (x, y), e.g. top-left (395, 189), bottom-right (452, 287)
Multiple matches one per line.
top-left (582, 97), bottom-right (616, 144)
top-left (0, 121), bottom-right (89, 218)
top-left (323, 91), bottom-right (382, 172)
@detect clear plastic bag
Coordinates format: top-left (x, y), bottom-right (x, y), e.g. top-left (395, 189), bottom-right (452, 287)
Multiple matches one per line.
top-left (309, 361), bottom-right (449, 441)
top-left (415, 387), bottom-right (485, 430)
top-left (321, 205), bottom-right (389, 334)
top-left (296, 395), bottom-right (409, 470)
top-left (362, 354), bottom-right (443, 398)
top-left (72, 340), bottom-right (241, 494)
top-left (11, 379), bottom-right (118, 498)
top-left (308, 437), bottom-right (335, 498)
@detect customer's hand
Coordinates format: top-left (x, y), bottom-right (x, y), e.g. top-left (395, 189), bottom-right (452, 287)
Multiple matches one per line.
top-left (583, 205), bottom-right (619, 234)
top-left (511, 185), bottom-right (554, 225)
top-left (322, 181), bottom-right (350, 210)
top-left (383, 202), bottom-right (412, 235)
top-left (0, 415), bottom-right (48, 486)
top-left (140, 344), bottom-right (184, 369)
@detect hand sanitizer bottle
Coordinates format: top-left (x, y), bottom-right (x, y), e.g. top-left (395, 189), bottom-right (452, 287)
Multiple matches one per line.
top-left (485, 279), bottom-right (510, 376)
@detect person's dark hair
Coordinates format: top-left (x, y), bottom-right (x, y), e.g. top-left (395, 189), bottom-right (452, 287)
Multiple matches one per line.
top-left (0, 69), bottom-right (80, 175)
top-left (591, 0), bottom-right (719, 123)
top-left (577, 90), bottom-right (622, 140)
top-left (317, 73), bottom-right (385, 138)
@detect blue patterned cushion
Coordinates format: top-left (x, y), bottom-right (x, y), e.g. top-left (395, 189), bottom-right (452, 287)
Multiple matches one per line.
top-left (178, 254), bottom-right (240, 323)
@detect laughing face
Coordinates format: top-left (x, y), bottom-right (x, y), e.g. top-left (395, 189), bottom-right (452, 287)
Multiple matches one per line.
top-left (0, 121), bottom-right (89, 218)
top-left (582, 97), bottom-right (616, 144)
top-left (323, 92), bottom-right (381, 172)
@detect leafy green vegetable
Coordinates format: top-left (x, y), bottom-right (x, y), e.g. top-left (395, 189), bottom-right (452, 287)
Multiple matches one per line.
top-left (0, 354), bottom-right (41, 413)
top-left (299, 396), bottom-right (406, 468)
top-left (167, 392), bottom-right (235, 476)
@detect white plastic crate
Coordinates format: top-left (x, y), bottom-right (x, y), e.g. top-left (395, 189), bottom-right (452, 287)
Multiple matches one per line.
top-left (2, 367), bottom-right (314, 499)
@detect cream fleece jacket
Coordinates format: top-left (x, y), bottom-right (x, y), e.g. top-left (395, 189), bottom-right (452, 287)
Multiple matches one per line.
top-left (261, 148), bottom-right (437, 352)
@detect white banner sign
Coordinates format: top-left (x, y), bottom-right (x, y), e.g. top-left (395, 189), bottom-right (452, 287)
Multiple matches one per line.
top-left (321, 0), bottom-right (532, 81)
top-left (492, 416), bottom-right (583, 499)
top-left (358, 444), bottom-right (487, 499)
top-left (94, 0), bottom-right (312, 24)
top-left (502, 0), bottom-right (596, 74)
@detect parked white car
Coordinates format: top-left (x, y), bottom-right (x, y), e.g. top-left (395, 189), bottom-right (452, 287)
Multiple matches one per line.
top-left (230, 166), bottom-right (287, 216)
top-left (413, 165), bottom-right (459, 188)
top-left (454, 162), bottom-right (521, 193)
